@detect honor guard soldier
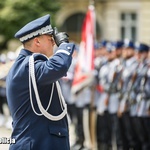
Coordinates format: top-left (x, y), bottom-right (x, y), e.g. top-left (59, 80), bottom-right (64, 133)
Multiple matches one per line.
top-left (132, 43), bottom-right (150, 150)
top-left (6, 14), bottom-right (75, 150)
top-left (118, 39), bottom-right (140, 150)
top-left (71, 87), bottom-right (91, 150)
top-left (106, 41), bottom-right (125, 150)
top-left (144, 57), bottom-right (150, 148)
top-left (96, 41), bottom-right (115, 150)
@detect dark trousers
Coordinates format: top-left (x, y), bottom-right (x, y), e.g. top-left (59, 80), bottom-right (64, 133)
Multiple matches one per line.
top-left (67, 103), bottom-right (76, 123)
top-left (143, 117), bottom-right (150, 142)
top-left (121, 112), bottom-right (141, 150)
top-left (0, 96), bottom-right (6, 114)
top-left (109, 113), bottom-right (129, 150)
top-left (132, 116), bottom-right (150, 150)
top-left (97, 111), bottom-right (111, 150)
top-left (75, 107), bottom-right (85, 145)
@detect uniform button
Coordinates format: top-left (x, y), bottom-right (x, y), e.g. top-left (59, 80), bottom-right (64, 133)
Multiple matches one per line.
top-left (67, 46), bottom-right (71, 50)
top-left (58, 132), bottom-right (61, 136)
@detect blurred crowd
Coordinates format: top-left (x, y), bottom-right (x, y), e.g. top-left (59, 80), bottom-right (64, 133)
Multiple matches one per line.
top-left (59, 39), bottom-right (150, 150)
top-left (0, 51), bottom-right (17, 129)
top-left (0, 39), bottom-right (150, 150)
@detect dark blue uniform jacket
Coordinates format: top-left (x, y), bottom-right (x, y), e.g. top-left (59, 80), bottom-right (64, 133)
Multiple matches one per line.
top-left (6, 43), bottom-right (74, 150)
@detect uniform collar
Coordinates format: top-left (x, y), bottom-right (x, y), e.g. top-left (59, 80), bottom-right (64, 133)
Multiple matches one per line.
top-left (19, 49), bottom-right (33, 57)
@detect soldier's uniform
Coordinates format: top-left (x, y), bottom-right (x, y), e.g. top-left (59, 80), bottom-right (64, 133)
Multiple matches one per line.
top-left (71, 87), bottom-right (91, 150)
top-left (96, 42), bottom-right (115, 150)
top-left (6, 15), bottom-right (75, 150)
top-left (118, 40), bottom-right (140, 150)
top-left (144, 64), bottom-right (150, 148)
top-left (97, 41), bottom-right (126, 150)
top-left (106, 41), bottom-right (125, 150)
top-left (131, 43), bottom-right (150, 150)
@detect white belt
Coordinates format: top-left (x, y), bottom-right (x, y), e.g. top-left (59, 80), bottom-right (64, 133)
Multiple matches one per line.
top-left (29, 54), bottom-right (67, 121)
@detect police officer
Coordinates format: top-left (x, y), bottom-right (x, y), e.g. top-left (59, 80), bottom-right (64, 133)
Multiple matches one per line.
top-left (96, 41), bottom-right (116, 150)
top-left (106, 41), bottom-right (125, 150)
top-left (71, 87), bottom-right (91, 150)
top-left (118, 39), bottom-right (140, 150)
top-left (144, 58), bottom-right (150, 148)
top-left (132, 43), bottom-right (150, 150)
top-left (6, 14), bottom-right (75, 150)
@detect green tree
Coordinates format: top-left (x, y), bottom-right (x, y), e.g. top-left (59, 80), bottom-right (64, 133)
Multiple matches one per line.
top-left (0, 0), bottom-right (60, 50)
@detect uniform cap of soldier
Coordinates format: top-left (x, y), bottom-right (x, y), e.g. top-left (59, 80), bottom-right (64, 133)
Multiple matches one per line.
top-left (14, 14), bottom-right (53, 43)
top-left (99, 40), bottom-right (109, 48)
top-left (111, 41), bottom-right (124, 51)
top-left (106, 42), bottom-right (113, 52)
top-left (135, 42), bottom-right (149, 53)
top-left (123, 39), bottom-right (135, 49)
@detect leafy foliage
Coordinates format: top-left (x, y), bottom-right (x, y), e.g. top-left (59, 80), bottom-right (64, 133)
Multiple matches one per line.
top-left (0, 0), bottom-right (60, 49)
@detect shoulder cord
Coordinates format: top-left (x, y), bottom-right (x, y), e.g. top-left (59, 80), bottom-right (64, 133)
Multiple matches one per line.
top-left (29, 54), bottom-right (67, 121)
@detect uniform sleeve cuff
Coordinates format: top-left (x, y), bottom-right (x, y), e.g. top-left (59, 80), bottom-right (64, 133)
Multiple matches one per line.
top-left (55, 43), bottom-right (75, 55)
top-left (55, 49), bottom-right (70, 55)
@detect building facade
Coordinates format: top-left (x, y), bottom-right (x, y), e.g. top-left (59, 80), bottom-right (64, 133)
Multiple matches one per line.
top-left (56, 0), bottom-right (150, 44)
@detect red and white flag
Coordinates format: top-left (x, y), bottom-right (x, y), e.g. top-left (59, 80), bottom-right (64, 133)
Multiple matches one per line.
top-left (71, 5), bottom-right (95, 95)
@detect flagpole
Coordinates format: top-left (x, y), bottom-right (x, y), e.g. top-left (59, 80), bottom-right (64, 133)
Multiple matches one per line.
top-left (87, 0), bottom-right (97, 150)
top-left (89, 0), bottom-right (96, 42)
top-left (71, 1), bottom-right (97, 149)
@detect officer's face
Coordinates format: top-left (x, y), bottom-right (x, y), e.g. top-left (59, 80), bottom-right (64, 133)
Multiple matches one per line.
top-left (37, 34), bottom-right (55, 57)
top-left (107, 51), bottom-right (116, 61)
top-left (112, 50), bottom-right (117, 59)
top-left (135, 52), bottom-right (142, 61)
top-left (122, 48), bottom-right (134, 59)
top-left (141, 52), bottom-right (148, 60)
top-left (127, 48), bottom-right (135, 57)
top-left (116, 48), bottom-right (122, 57)
top-left (102, 47), bottom-right (108, 57)
top-left (135, 51), bottom-right (148, 62)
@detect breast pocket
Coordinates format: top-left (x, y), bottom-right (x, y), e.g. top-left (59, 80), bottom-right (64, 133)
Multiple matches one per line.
top-left (49, 127), bottom-right (68, 137)
top-left (49, 127), bottom-right (70, 150)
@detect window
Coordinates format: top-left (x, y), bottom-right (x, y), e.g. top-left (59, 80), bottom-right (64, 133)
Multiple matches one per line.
top-left (60, 13), bottom-right (86, 42)
top-left (60, 13), bottom-right (101, 43)
top-left (120, 13), bottom-right (137, 41)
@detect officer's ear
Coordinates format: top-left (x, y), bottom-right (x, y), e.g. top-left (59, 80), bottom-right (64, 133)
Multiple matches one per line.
top-left (34, 37), bottom-right (40, 47)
